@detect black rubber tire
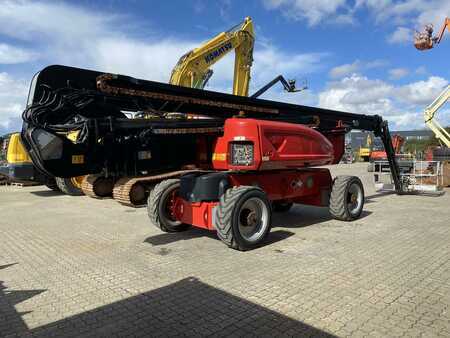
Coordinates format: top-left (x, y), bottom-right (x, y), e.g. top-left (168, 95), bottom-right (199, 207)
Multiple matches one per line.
top-left (272, 200), bottom-right (294, 213)
top-left (329, 176), bottom-right (364, 221)
top-left (216, 186), bottom-right (272, 251)
top-left (44, 177), bottom-right (60, 192)
top-left (147, 179), bottom-right (190, 232)
top-left (55, 177), bottom-right (84, 196)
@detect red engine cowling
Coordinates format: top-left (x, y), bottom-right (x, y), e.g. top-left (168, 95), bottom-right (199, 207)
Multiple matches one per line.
top-left (212, 118), bottom-right (335, 171)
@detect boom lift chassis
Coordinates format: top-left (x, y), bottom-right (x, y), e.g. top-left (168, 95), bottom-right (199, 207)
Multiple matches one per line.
top-left (22, 65), bottom-right (404, 250)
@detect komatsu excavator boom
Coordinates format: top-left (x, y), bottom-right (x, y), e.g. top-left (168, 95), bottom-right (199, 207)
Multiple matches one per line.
top-left (170, 17), bottom-right (254, 96)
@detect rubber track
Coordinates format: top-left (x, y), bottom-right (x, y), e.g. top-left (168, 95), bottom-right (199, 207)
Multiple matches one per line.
top-left (112, 169), bottom-right (204, 207)
top-left (216, 186), bottom-right (258, 250)
top-left (81, 175), bottom-right (106, 199)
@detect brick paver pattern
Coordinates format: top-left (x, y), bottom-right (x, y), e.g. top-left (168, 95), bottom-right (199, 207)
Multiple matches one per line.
top-left (1, 164), bottom-right (449, 337)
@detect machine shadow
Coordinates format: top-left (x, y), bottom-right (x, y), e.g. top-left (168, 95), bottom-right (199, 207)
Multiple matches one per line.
top-left (144, 227), bottom-right (216, 246)
top-left (29, 190), bottom-right (63, 197)
top-left (0, 263), bottom-right (47, 336)
top-left (144, 227), bottom-right (294, 249)
top-left (1, 272), bottom-right (335, 337)
top-left (272, 205), bottom-right (372, 229)
top-left (364, 191), bottom-right (395, 204)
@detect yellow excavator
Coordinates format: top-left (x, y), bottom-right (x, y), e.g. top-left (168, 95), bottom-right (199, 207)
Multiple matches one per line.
top-left (2, 132), bottom-right (85, 193)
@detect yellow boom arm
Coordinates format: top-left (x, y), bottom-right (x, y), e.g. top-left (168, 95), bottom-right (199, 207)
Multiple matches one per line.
top-left (170, 17), bottom-right (254, 96)
top-left (424, 85), bottom-right (450, 147)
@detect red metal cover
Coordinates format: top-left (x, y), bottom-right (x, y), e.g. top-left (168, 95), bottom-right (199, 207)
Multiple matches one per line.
top-left (212, 118), bottom-right (335, 170)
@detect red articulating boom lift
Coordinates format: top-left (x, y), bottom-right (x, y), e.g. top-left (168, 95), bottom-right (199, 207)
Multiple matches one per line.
top-left (21, 65), bottom-right (404, 251)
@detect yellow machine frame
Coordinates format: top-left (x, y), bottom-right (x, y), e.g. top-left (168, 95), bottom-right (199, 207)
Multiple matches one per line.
top-left (424, 85), bottom-right (450, 147)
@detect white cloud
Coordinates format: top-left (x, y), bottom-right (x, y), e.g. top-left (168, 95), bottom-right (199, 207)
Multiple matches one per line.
top-left (329, 59), bottom-right (387, 78)
top-left (263, 0), bottom-right (348, 26)
top-left (387, 27), bottom-right (411, 44)
top-left (388, 68), bottom-right (409, 80)
top-left (0, 43), bottom-right (38, 64)
top-left (319, 74), bottom-right (394, 114)
top-left (415, 66), bottom-right (427, 75)
top-left (329, 61), bottom-right (361, 79)
top-left (318, 74), bottom-right (448, 130)
top-left (0, 0), bottom-right (121, 42)
top-left (0, 72), bottom-right (28, 131)
top-left (396, 76), bottom-right (448, 105)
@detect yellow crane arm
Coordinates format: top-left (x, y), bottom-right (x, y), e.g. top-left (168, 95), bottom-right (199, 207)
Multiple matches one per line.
top-left (169, 17), bottom-right (254, 96)
top-left (424, 85), bottom-right (450, 147)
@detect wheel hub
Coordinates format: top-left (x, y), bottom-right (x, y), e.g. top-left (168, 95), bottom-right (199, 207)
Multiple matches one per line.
top-left (347, 183), bottom-right (363, 215)
top-left (245, 211), bottom-right (258, 227)
top-left (238, 197), bottom-right (269, 242)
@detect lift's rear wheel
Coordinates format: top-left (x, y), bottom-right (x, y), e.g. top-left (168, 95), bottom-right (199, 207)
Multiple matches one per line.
top-left (329, 176), bottom-right (364, 221)
top-left (147, 179), bottom-right (190, 232)
top-left (272, 200), bottom-right (293, 212)
top-left (216, 186), bottom-right (272, 251)
top-left (55, 176), bottom-right (85, 196)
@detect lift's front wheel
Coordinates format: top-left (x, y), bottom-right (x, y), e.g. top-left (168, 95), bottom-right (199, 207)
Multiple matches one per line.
top-left (216, 186), bottom-right (272, 251)
top-left (147, 179), bottom-right (190, 232)
top-left (329, 176), bottom-right (364, 221)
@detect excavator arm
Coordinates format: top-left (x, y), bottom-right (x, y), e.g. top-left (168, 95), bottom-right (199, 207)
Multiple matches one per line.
top-left (169, 17), bottom-right (254, 96)
top-left (424, 85), bottom-right (450, 147)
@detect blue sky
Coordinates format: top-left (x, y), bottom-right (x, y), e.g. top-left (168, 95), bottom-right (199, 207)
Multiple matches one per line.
top-left (0, 0), bottom-right (449, 134)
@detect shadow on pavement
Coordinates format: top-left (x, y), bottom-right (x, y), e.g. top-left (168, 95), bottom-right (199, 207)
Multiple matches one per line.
top-left (144, 227), bottom-right (295, 249)
top-left (29, 190), bottom-right (63, 197)
top-left (273, 206), bottom-right (372, 229)
top-left (272, 205), bottom-right (332, 228)
top-left (144, 227), bottom-right (216, 246)
top-left (0, 263), bottom-right (47, 336)
top-left (364, 191), bottom-right (395, 204)
top-left (1, 263), bottom-right (335, 337)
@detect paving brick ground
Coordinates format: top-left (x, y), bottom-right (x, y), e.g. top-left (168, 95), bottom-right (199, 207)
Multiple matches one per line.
top-left (1, 163), bottom-right (449, 337)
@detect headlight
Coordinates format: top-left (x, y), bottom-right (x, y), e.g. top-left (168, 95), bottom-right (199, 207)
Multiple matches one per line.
top-left (230, 142), bottom-right (254, 166)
